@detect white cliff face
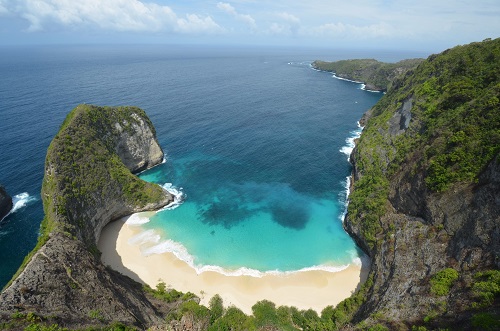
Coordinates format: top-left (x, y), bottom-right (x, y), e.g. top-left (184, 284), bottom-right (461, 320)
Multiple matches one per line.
top-left (114, 113), bottom-right (164, 173)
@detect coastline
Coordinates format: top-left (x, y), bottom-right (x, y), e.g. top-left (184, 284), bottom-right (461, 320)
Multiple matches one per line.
top-left (310, 64), bottom-right (383, 93)
top-left (99, 216), bottom-right (370, 315)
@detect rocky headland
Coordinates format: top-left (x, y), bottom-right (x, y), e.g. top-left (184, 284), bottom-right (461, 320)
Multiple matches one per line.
top-left (0, 105), bottom-right (175, 328)
top-left (312, 58), bottom-right (424, 92)
top-left (0, 185), bottom-right (13, 221)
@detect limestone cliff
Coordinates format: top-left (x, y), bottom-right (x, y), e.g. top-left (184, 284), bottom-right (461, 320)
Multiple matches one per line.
top-left (344, 39), bottom-right (500, 329)
top-left (0, 105), bottom-right (174, 328)
top-left (0, 185), bottom-right (13, 221)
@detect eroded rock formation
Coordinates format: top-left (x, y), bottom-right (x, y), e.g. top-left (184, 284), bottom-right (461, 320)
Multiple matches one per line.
top-left (0, 105), bottom-right (174, 328)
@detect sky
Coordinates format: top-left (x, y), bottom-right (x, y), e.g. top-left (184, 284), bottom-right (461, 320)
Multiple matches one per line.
top-left (0, 0), bottom-right (499, 52)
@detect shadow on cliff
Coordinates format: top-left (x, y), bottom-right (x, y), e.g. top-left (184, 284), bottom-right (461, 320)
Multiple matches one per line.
top-left (98, 218), bottom-right (149, 287)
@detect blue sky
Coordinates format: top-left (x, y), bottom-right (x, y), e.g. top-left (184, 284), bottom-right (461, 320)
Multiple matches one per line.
top-left (0, 0), bottom-right (499, 51)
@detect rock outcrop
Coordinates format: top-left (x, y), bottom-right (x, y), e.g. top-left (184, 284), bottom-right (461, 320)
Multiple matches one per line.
top-left (344, 38), bottom-right (500, 329)
top-left (0, 105), bottom-right (174, 328)
top-left (113, 112), bottom-right (165, 174)
top-left (0, 185), bottom-right (12, 221)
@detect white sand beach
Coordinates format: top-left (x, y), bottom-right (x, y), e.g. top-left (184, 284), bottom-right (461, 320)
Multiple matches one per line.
top-left (98, 214), bottom-right (369, 315)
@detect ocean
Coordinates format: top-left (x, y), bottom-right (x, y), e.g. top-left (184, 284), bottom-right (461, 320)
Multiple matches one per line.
top-left (0, 45), bottom-right (425, 286)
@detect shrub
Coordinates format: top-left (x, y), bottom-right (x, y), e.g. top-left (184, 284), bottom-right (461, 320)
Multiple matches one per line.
top-left (472, 270), bottom-right (500, 308)
top-left (430, 268), bottom-right (459, 296)
top-left (471, 312), bottom-right (500, 331)
top-left (207, 306), bottom-right (250, 331)
top-left (209, 294), bottom-right (224, 323)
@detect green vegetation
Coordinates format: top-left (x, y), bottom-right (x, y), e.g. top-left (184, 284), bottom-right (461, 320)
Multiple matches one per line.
top-left (347, 38), bottom-right (500, 252)
top-left (5, 39), bottom-right (500, 330)
top-left (208, 294), bottom-right (224, 324)
top-left (471, 270), bottom-right (500, 308)
top-left (142, 275), bottom-right (374, 331)
top-left (143, 281), bottom-right (197, 303)
top-left (312, 58), bottom-right (423, 91)
top-left (430, 268), bottom-right (459, 296)
top-left (2, 311), bottom-right (137, 331)
top-left (4, 104), bottom-right (167, 290)
top-left (471, 312), bottom-right (500, 330)
top-left (42, 105), bottom-right (166, 243)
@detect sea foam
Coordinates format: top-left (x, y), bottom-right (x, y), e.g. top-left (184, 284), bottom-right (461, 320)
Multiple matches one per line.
top-left (123, 182), bottom-right (184, 225)
top-left (11, 192), bottom-right (37, 213)
top-left (332, 74), bottom-right (364, 85)
top-left (134, 234), bottom-right (353, 278)
top-left (339, 121), bottom-right (363, 160)
top-left (125, 213), bottom-right (152, 225)
top-left (160, 183), bottom-right (185, 210)
top-left (128, 229), bottom-right (161, 245)
top-left (339, 121), bottom-right (364, 224)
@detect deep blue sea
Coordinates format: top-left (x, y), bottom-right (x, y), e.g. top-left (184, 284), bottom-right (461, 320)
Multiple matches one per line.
top-left (0, 45), bottom-right (426, 286)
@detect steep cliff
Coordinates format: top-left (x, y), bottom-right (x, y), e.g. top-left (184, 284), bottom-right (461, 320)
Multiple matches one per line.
top-left (312, 58), bottom-right (424, 92)
top-left (0, 185), bottom-right (13, 221)
top-left (344, 39), bottom-right (500, 329)
top-left (0, 105), bottom-right (174, 328)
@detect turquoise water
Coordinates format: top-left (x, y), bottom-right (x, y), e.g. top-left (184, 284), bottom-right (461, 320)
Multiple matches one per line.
top-left (139, 165), bottom-right (360, 274)
top-left (130, 55), bottom-right (379, 274)
top-left (0, 45), bottom-right (425, 285)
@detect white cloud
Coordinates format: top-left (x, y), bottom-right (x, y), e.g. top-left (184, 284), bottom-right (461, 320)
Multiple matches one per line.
top-left (217, 2), bottom-right (256, 29)
top-left (277, 12), bottom-right (300, 24)
top-left (9, 0), bottom-right (222, 34)
top-left (0, 0), bottom-right (498, 49)
top-left (0, 0), bottom-right (10, 15)
top-left (176, 14), bottom-right (222, 34)
top-left (271, 11), bottom-right (300, 36)
top-left (268, 22), bottom-right (288, 35)
top-left (265, 12), bottom-right (300, 37)
top-left (217, 2), bottom-right (237, 16)
top-left (309, 21), bottom-right (392, 39)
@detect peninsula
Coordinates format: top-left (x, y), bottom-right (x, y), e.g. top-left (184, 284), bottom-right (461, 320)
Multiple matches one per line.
top-left (0, 105), bottom-right (175, 328)
top-left (312, 58), bottom-right (423, 92)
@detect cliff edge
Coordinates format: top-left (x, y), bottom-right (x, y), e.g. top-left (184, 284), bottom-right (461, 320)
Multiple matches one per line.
top-left (0, 185), bottom-right (13, 221)
top-left (344, 39), bottom-right (500, 329)
top-left (0, 105), bottom-right (174, 328)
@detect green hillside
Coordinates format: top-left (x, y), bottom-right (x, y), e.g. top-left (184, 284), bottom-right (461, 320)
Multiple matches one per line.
top-left (312, 58), bottom-right (423, 91)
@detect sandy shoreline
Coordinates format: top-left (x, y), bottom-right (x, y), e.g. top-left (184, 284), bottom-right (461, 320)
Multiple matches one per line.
top-left (98, 214), bottom-right (369, 315)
